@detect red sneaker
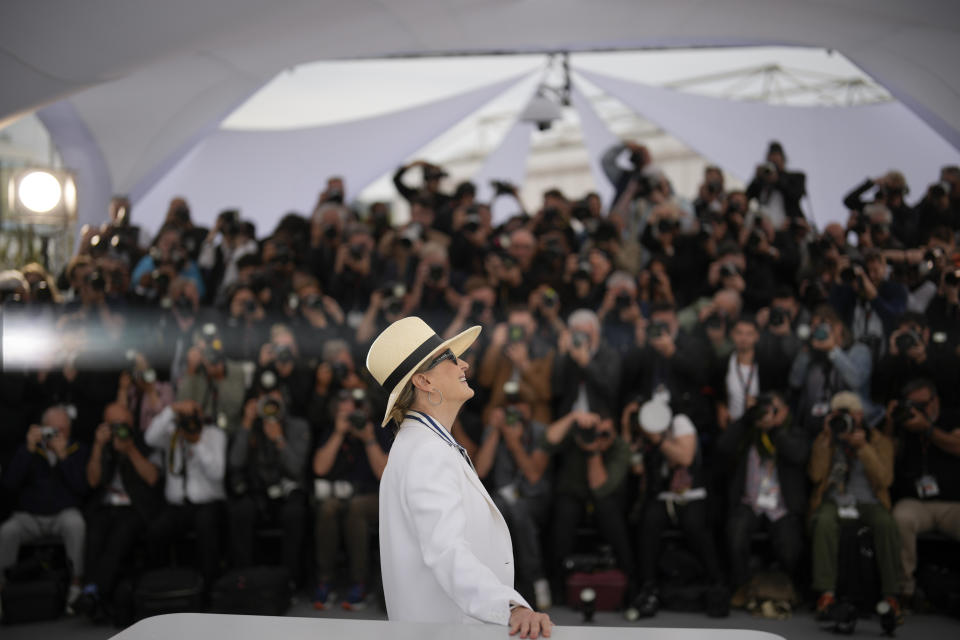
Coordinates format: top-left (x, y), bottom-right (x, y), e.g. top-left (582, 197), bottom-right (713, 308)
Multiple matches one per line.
top-left (815, 592), bottom-right (836, 621)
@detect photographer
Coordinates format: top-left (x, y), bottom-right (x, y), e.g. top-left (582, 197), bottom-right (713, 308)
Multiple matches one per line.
top-left (552, 309), bottom-right (620, 419)
top-left (714, 316), bottom-right (781, 430)
top-left (478, 308), bottom-right (554, 425)
top-left (227, 372), bottom-right (309, 580)
top-left (311, 389), bottom-right (389, 610)
top-left (130, 225), bottom-right (205, 299)
top-left (257, 325), bottom-right (313, 418)
top-left (601, 140), bottom-right (652, 206)
top-left (180, 331), bottom-right (246, 434)
top-left (829, 250), bottom-right (907, 355)
top-left (543, 410), bottom-right (634, 602)
top-left (692, 165), bottom-right (726, 220)
top-left (392, 159), bottom-right (452, 217)
top-left (356, 281), bottom-right (409, 347)
top-left (221, 284), bottom-right (268, 362)
top-left (872, 313), bottom-right (959, 409)
top-left (886, 379), bottom-right (960, 605)
top-left (925, 264), bottom-right (960, 347)
top-left (144, 399), bottom-right (227, 587)
top-left (74, 402), bottom-right (160, 620)
top-left (754, 286), bottom-right (807, 391)
top-left (843, 171), bottom-right (916, 247)
top-left (403, 242), bottom-right (461, 332)
top-left (197, 210), bottom-right (258, 305)
top-left (292, 280), bottom-right (346, 361)
top-left (0, 406), bottom-right (88, 608)
top-left (328, 225), bottom-right (378, 320)
top-left (630, 398), bottom-right (723, 618)
top-left (745, 141), bottom-right (806, 228)
top-left (717, 393), bottom-right (809, 599)
top-left (807, 393), bottom-right (901, 624)
top-left (597, 271), bottom-right (644, 356)
top-left (790, 305), bottom-right (874, 435)
top-left (474, 388), bottom-right (552, 610)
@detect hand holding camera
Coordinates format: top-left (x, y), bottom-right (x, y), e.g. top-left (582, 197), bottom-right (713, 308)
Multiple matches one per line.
top-left (172, 400), bottom-right (204, 440)
top-left (889, 327), bottom-right (926, 362)
top-left (810, 322), bottom-right (836, 352)
top-left (825, 410), bottom-right (865, 448)
top-left (891, 399), bottom-right (931, 434)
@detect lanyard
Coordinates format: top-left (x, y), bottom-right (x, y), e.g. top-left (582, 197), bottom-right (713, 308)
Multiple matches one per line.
top-left (732, 354), bottom-right (757, 399)
top-left (406, 410), bottom-right (476, 473)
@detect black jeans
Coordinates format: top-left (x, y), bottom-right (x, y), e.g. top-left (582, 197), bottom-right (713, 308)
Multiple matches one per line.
top-left (146, 501), bottom-right (223, 586)
top-left (638, 498), bottom-right (721, 586)
top-left (227, 491), bottom-right (305, 581)
top-left (83, 505), bottom-right (145, 596)
top-left (726, 505), bottom-right (804, 589)
top-left (552, 491), bottom-right (635, 583)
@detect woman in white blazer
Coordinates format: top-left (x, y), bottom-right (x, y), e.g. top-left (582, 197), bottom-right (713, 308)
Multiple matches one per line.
top-left (367, 317), bottom-right (552, 638)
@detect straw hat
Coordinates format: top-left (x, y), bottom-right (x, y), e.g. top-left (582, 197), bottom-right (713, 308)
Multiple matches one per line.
top-left (366, 317), bottom-right (480, 427)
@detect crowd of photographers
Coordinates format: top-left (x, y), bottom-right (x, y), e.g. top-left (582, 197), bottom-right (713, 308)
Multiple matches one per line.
top-left (0, 141), bottom-right (959, 628)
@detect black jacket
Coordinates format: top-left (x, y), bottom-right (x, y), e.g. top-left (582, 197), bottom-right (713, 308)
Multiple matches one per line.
top-left (746, 169), bottom-right (806, 221)
top-left (90, 432), bottom-right (162, 521)
top-left (552, 341), bottom-right (621, 418)
top-left (716, 414), bottom-right (810, 516)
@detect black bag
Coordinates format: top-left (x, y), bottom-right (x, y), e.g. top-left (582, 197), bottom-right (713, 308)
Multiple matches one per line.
top-left (210, 566), bottom-right (292, 616)
top-left (837, 523), bottom-right (880, 615)
top-left (659, 584), bottom-right (705, 612)
top-left (134, 567), bottom-right (204, 620)
top-left (657, 545), bottom-right (704, 587)
top-left (1, 546), bottom-right (69, 624)
top-left (705, 584), bottom-right (730, 618)
top-left (916, 563), bottom-right (960, 615)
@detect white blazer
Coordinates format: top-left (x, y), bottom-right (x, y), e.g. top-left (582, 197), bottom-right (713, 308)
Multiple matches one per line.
top-left (379, 411), bottom-right (530, 625)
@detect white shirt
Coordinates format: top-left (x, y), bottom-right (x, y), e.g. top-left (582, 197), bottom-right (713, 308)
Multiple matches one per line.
top-left (379, 410), bottom-right (529, 625)
top-left (726, 353), bottom-right (760, 422)
top-left (145, 406), bottom-right (226, 505)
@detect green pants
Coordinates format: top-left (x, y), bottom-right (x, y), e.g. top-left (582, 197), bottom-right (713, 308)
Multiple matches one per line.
top-left (810, 500), bottom-right (901, 596)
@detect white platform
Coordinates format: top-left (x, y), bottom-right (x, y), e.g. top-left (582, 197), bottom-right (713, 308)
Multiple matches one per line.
top-left (109, 613), bottom-right (787, 640)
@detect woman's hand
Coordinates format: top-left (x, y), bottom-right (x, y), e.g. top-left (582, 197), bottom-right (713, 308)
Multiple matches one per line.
top-left (509, 606), bottom-right (552, 639)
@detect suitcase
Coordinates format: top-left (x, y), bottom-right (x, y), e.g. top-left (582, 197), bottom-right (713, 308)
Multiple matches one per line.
top-left (565, 569), bottom-right (627, 611)
top-left (210, 566), bottom-right (292, 616)
top-left (134, 567), bottom-right (204, 620)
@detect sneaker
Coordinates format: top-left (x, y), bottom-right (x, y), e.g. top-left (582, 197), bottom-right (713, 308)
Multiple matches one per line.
top-left (632, 587), bottom-right (659, 618)
top-left (533, 578), bottom-right (552, 610)
top-left (312, 582), bottom-right (336, 610)
top-left (815, 592), bottom-right (836, 622)
top-left (66, 584), bottom-right (83, 615)
top-left (878, 596), bottom-right (904, 629)
top-left (341, 583), bottom-right (367, 610)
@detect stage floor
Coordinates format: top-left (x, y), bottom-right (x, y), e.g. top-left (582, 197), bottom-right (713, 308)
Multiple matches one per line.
top-left (2, 595), bottom-right (957, 640)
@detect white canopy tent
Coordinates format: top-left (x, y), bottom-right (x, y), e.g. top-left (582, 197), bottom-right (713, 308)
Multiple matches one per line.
top-left (2, 0), bottom-right (959, 233)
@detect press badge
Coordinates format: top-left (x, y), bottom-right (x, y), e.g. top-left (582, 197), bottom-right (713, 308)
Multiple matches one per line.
top-left (267, 484), bottom-right (283, 499)
top-left (756, 489), bottom-right (778, 511)
top-left (812, 402), bottom-right (830, 418)
top-left (916, 475), bottom-right (940, 499)
top-left (836, 494), bottom-right (859, 520)
top-left (498, 483), bottom-right (520, 506)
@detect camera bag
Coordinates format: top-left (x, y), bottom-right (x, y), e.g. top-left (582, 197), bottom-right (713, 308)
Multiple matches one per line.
top-left (211, 566), bottom-right (292, 616)
top-left (1, 544), bottom-right (69, 624)
top-left (565, 568), bottom-right (627, 611)
top-left (134, 567), bottom-right (204, 619)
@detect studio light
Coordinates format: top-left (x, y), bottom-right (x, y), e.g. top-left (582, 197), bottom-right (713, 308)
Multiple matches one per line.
top-left (5, 168), bottom-right (77, 221)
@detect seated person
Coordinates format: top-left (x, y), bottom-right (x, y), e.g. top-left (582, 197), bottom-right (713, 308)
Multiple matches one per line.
top-left (74, 402), bottom-right (161, 620)
top-left (311, 389), bottom-right (390, 610)
top-left (630, 398), bottom-right (723, 617)
top-left (227, 370), bottom-right (309, 582)
top-left (474, 386), bottom-right (552, 609)
top-left (716, 393), bottom-right (809, 600)
top-left (542, 410), bottom-right (633, 603)
top-left (145, 400), bottom-right (227, 587)
top-left (885, 379), bottom-right (960, 606)
top-left (808, 392), bottom-right (902, 626)
top-left (0, 406), bottom-right (89, 608)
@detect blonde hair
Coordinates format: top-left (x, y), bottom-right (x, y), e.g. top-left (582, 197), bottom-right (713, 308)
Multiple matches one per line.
top-left (388, 358), bottom-right (436, 426)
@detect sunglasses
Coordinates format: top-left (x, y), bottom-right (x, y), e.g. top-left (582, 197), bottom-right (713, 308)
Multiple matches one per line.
top-left (427, 349), bottom-right (458, 369)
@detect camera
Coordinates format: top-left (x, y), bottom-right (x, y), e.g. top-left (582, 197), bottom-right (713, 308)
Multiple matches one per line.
top-left (462, 213), bottom-right (481, 234)
top-left (348, 410), bottom-right (368, 430)
top-left (428, 264), bottom-right (445, 283)
top-left (615, 292), bottom-right (632, 309)
top-left (656, 218), bottom-right (679, 234)
top-left (331, 361), bottom-right (350, 382)
top-left (892, 400), bottom-right (920, 427)
top-left (505, 407), bottom-right (522, 426)
top-left (219, 209), bottom-right (242, 236)
top-left (257, 396), bottom-right (284, 421)
top-left (110, 422), bottom-right (132, 440)
top-left (542, 288), bottom-right (558, 308)
top-left (769, 306), bottom-right (789, 327)
top-left (301, 294), bottom-right (325, 311)
top-left (895, 330), bottom-right (920, 354)
top-left (574, 421), bottom-right (596, 444)
top-left (274, 344), bottom-right (295, 364)
top-left (86, 270), bottom-right (107, 292)
top-left (759, 161), bottom-right (776, 179)
top-left (828, 411), bottom-right (855, 436)
top-left (503, 380), bottom-right (521, 404)
top-left (468, 299), bottom-right (487, 320)
top-left (125, 350), bottom-right (157, 386)
top-left (573, 262), bottom-right (592, 281)
top-left (348, 244), bottom-right (366, 260)
top-left (647, 321), bottom-right (669, 340)
top-left (747, 228), bottom-right (766, 251)
top-left (175, 410), bottom-right (204, 435)
top-left (704, 312), bottom-right (726, 330)
top-left (811, 323), bottom-right (831, 342)
top-left (491, 180), bottom-right (514, 196)
top-left (508, 324), bottom-right (525, 343)
top-left (203, 342), bottom-right (225, 368)
top-left (945, 269), bottom-right (960, 286)
top-left (174, 294), bottom-right (194, 315)
top-left (571, 331), bottom-right (589, 349)
top-left (40, 426), bottom-right (58, 441)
